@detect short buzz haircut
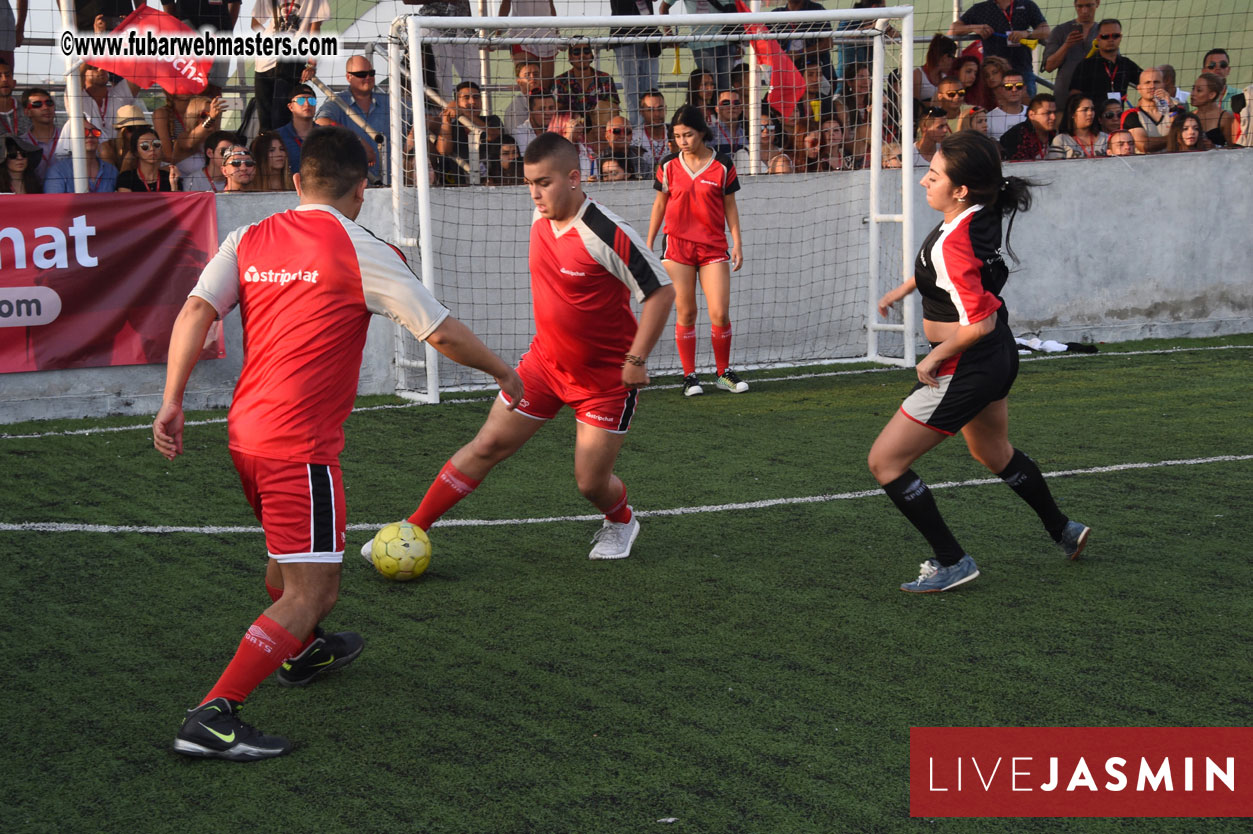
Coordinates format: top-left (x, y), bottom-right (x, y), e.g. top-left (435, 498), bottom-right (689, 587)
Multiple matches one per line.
top-left (1203, 48), bottom-right (1229, 62)
top-left (1097, 18), bottom-right (1121, 30)
top-left (21, 88), bottom-right (53, 107)
top-left (300, 126), bottom-right (368, 198)
top-left (523, 131), bottom-right (579, 171)
top-left (640, 89), bottom-right (665, 106)
top-left (1028, 93), bottom-right (1056, 111)
top-left (455, 80), bottom-right (481, 94)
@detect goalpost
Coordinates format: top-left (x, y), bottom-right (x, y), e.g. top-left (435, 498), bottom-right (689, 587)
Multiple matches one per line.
top-left (387, 7), bottom-right (915, 402)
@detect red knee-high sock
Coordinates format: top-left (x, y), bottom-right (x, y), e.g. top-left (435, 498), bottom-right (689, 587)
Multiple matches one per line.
top-left (202, 614), bottom-right (304, 705)
top-left (407, 460), bottom-right (482, 531)
top-left (265, 582), bottom-right (283, 603)
top-left (597, 484), bottom-right (632, 524)
top-left (675, 324), bottom-right (697, 376)
top-left (711, 324), bottom-right (732, 377)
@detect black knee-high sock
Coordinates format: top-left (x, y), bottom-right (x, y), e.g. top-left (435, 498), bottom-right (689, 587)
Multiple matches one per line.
top-left (997, 448), bottom-right (1068, 540)
top-left (882, 470), bottom-right (965, 566)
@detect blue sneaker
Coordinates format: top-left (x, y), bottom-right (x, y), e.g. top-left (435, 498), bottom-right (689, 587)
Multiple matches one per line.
top-left (900, 555), bottom-right (980, 593)
top-left (1057, 520), bottom-right (1090, 560)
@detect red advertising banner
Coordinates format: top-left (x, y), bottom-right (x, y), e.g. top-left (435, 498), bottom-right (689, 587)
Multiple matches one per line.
top-left (911, 727), bottom-right (1253, 817)
top-left (0, 192), bottom-right (223, 374)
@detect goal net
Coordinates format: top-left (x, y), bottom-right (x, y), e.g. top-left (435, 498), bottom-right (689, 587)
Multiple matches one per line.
top-left (388, 7), bottom-right (916, 401)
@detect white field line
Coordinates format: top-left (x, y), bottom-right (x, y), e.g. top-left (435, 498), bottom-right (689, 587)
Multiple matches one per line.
top-left (3, 454), bottom-right (1249, 536)
top-left (2, 343), bottom-right (1250, 442)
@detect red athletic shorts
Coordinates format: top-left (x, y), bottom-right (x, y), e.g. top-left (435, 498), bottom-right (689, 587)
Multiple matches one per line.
top-left (500, 349), bottom-right (639, 433)
top-left (230, 450), bottom-right (347, 562)
top-left (662, 235), bottom-right (729, 268)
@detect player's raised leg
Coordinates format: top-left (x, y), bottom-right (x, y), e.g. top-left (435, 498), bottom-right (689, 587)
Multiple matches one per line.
top-left (962, 398), bottom-right (1090, 559)
top-left (404, 394), bottom-right (546, 533)
top-left (574, 421), bottom-right (638, 560)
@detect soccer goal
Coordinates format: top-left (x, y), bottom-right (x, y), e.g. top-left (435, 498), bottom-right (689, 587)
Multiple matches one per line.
top-left (387, 6), bottom-right (916, 402)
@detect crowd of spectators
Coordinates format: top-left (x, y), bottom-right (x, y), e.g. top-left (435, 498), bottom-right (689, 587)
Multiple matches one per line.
top-left (0, 0), bottom-right (1249, 194)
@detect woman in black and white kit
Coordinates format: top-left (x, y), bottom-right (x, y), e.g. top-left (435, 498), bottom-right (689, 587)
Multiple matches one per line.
top-left (870, 131), bottom-right (1089, 593)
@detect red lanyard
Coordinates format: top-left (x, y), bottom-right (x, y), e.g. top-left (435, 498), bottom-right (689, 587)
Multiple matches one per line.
top-left (1000, 2), bottom-right (1014, 29)
top-left (1103, 59), bottom-right (1121, 93)
top-left (713, 120), bottom-right (733, 150)
top-left (1075, 133), bottom-right (1096, 158)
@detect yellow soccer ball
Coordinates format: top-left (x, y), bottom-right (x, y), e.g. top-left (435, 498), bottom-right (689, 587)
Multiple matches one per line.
top-left (369, 522), bottom-right (431, 581)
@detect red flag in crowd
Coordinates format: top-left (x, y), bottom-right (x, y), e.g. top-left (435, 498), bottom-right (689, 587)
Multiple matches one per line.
top-left (85, 7), bottom-right (210, 95)
top-left (734, 0), bottom-right (805, 119)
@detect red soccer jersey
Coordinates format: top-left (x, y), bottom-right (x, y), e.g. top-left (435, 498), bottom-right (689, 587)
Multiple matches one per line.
top-left (190, 204), bottom-right (449, 465)
top-left (528, 198), bottom-right (671, 392)
top-left (653, 149), bottom-right (741, 248)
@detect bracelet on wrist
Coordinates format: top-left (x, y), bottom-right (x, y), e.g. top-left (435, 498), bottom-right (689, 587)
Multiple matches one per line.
top-left (623, 354), bottom-right (646, 367)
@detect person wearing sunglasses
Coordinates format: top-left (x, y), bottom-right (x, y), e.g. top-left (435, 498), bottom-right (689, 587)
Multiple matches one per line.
top-left (249, 0), bottom-right (328, 133)
top-left (1069, 19), bottom-right (1143, 106)
top-left (0, 133), bottom-right (42, 194)
top-left (601, 115), bottom-right (645, 178)
top-left (949, 0), bottom-right (1051, 97)
top-left (553, 38), bottom-right (620, 123)
top-left (221, 145), bottom-right (257, 193)
top-left (314, 55), bottom-right (393, 182)
top-left (21, 88), bottom-right (58, 181)
top-left (1097, 99), bottom-right (1123, 135)
top-left (914, 34), bottom-right (957, 108)
top-left (1042, 0), bottom-right (1101, 111)
top-left (933, 78), bottom-right (966, 121)
top-left (276, 84), bottom-right (317, 175)
top-left (43, 118), bottom-right (118, 193)
top-left (1201, 49), bottom-right (1244, 115)
top-left (986, 72), bottom-right (1027, 140)
top-left (709, 91), bottom-right (747, 158)
top-left (117, 129), bottom-right (180, 192)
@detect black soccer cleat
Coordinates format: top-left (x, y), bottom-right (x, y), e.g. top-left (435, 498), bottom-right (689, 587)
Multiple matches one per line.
top-left (173, 697), bottom-right (291, 761)
top-left (1057, 520), bottom-right (1091, 560)
top-left (274, 630), bottom-right (364, 687)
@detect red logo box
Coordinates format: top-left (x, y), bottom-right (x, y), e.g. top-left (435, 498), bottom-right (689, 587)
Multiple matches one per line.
top-left (911, 727), bottom-right (1253, 817)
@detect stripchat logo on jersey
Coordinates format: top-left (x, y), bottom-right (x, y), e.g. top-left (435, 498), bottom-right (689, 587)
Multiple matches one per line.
top-left (243, 264), bottom-right (319, 285)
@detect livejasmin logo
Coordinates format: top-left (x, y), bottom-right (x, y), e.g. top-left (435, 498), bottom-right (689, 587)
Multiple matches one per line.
top-left (910, 727), bottom-right (1253, 818)
top-left (927, 753), bottom-right (1235, 793)
top-left (243, 264), bottom-right (319, 285)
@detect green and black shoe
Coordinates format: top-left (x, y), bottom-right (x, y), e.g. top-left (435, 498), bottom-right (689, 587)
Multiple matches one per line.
top-left (173, 697), bottom-right (291, 761)
top-left (275, 630), bottom-right (364, 687)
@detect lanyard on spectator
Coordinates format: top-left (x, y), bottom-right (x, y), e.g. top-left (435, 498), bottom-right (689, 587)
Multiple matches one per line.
top-left (1074, 133), bottom-right (1097, 158)
top-left (644, 130), bottom-right (666, 162)
top-left (86, 166), bottom-right (106, 192)
top-left (713, 119), bottom-right (733, 151)
top-left (1000, 3), bottom-right (1014, 30)
top-left (1103, 59), bottom-right (1121, 94)
top-left (0, 104), bottom-right (16, 134)
top-left (27, 127), bottom-right (59, 169)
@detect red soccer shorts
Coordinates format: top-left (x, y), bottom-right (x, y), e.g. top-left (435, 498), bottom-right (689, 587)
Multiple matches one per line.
top-left (500, 349), bottom-right (639, 434)
top-left (230, 450), bottom-right (347, 562)
top-left (662, 235), bottom-right (729, 268)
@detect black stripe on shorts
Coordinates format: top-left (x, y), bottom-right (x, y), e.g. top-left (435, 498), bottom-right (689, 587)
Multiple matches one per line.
top-left (308, 464), bottom-right (335, 553)
top-left (618, 389), bottom-right (638, 432)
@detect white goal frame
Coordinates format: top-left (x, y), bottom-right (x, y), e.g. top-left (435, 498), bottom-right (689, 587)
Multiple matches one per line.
top-left (389, 7), bottom-right (916, 403)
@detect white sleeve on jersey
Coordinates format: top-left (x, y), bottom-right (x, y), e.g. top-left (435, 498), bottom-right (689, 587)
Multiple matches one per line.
top-left (345, 222), bottom-right (451, 342)
top-left (189, 227), bottom-right (243, 318)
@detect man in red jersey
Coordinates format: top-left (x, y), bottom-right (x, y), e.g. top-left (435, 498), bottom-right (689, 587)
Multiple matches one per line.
top-left (153, 126), bottom-right (522, 761)
top-left (367, 132), bottom-right (675, 563)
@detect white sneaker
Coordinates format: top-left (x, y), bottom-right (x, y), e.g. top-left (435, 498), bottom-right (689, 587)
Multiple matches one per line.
top-left (360, 537), bottom-right (375, 565)
top-left (588, 511), bottom-right (640, 560)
